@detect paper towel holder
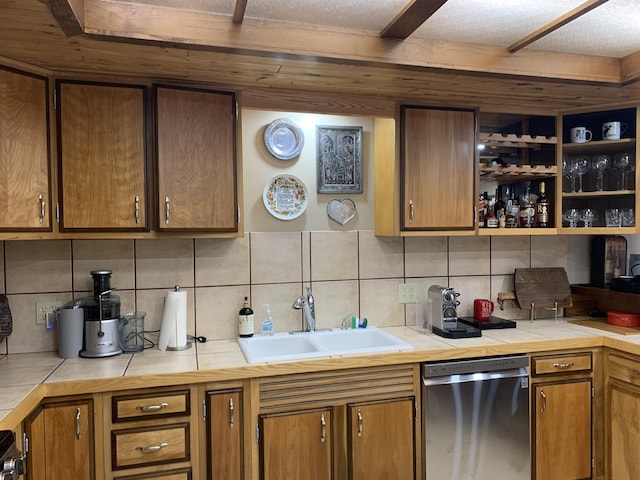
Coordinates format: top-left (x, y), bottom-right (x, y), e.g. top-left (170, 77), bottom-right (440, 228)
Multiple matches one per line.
top-left (164, 285), bottom-right (192, 352)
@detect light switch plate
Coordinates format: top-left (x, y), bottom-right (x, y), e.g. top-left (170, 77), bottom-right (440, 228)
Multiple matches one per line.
top-left (399, 283), bottom-right (418, 304)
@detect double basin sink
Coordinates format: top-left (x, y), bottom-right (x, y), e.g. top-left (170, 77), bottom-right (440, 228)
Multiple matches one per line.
top-left (238, 327), bottom-right (414, 364)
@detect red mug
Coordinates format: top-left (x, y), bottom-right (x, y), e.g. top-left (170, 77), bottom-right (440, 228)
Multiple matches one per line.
top-left (474, 299), bottom-right (494, 321)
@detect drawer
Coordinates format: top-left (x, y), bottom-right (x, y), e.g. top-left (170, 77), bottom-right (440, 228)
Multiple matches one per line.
top-left (113, 390), bottom-right (190, 422)
top-left (112, 423), bottom-right (189, 470)
top-left (114, 467), bottom-right (191, 479)
top-left (608, 354), bottom-right (640, 387)
top-left (532, 353), bottom-right (592, 375)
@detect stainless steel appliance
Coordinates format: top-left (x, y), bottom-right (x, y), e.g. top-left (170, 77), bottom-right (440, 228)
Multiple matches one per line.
top-left (422, 355), bottom-right (530, 480)
top-left (0, 430), bottom-right (25, 479)
top-left (426, 285), bottom-right (481, 338)
top-left (80, 270), bottom-right (122, 358)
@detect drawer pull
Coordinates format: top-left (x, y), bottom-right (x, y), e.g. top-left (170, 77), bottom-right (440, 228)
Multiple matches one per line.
top-left (552, 362), bottom-right (574, 369)
top-left (136, 442), bottom-right (168, 454)
top-left (136, 402), bottom-right (169, 412)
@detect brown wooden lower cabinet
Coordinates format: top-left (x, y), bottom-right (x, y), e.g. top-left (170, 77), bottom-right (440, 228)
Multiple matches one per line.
top-left (606, 352), bottom-right (640, 480)
top-left (205, 388), bottom-right (243, 480)
top-left (24, 398), bottom-right (95, 480)
top-left (531, 352), bottom-right (593, 480)
top-left (259, 408), bottom-right (333, 480)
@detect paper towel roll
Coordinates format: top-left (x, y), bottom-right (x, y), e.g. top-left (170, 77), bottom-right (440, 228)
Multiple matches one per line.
top-left (158, 289), bottom-right (187, 351)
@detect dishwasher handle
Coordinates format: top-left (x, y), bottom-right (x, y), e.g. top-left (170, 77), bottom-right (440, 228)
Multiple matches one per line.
top-left (422, 367), bottom-right (528, 386)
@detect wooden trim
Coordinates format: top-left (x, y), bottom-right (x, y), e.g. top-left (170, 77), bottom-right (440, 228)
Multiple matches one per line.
top-left (622, 50), bottom-right (640, 84)
top-left (41, 0), bottom-right (85, 36)
top-left (380, 0), bottom-right (448, 39)
top-left (508, 0), bottom-right (610, 53)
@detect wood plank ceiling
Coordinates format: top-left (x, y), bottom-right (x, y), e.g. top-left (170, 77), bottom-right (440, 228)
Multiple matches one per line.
top-left (1, 0), bottom-right (640, 115)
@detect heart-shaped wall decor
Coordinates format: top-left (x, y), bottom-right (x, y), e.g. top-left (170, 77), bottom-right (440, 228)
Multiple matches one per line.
top-left (327, 199), bottom-right (356, 225)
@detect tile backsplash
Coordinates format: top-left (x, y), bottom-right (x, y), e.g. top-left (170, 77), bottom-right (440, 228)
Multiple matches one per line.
top-left (0, 232), bottom-right (577, 354)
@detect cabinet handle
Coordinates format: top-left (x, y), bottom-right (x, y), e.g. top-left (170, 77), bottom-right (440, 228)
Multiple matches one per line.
top-left (409, 200), bottom-right (414, 224)
top-left (357, 409), bottom-right (363, 437)
top-left (552, 362), bottom-right (574, 369)
top-left (135, 442), bottom-right (168, 454)
top-left (75, 408), bottom-right (81, 439)
top-left (134, 196), bottom-right (140, 224)
top-left (136, 402), bottom-right (169, 412)
top-left (320, 413), bottom-right (326, 443)
top-left (229, 398), bottom-right (235, 428)
top-left (165, 196), bottom-right (170, 224)
top-left (38, 194), bottom-right (45, 224)
top-left (540, 389), bottom-right (547, 414)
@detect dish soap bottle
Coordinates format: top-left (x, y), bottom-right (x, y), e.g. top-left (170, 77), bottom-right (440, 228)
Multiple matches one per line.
top-left (262, 304), bottom-right (274, 334)
top-left (238, 297), bottom-right (254, 338)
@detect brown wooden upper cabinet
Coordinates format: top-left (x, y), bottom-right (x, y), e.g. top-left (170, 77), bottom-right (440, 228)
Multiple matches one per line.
top-left (56, 80), bottom-right (148, 231)
top-left (155, 85), bottom-right (238, 232)
top-left (0, 66), bottom-right (50, 230)
top-left (401, 105), bottom-right (476, 231)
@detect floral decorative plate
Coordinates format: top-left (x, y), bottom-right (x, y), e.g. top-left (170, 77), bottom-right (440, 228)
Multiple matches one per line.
top-left (263, 174), bottom-right (308, 220)
top-left (264, 118), bottom-right (304, 160)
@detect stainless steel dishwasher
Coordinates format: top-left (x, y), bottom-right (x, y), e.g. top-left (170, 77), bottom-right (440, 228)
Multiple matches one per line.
top-left (422, 355), bottom-right (530, 480)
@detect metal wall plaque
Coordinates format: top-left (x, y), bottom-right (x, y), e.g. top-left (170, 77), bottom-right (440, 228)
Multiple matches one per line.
top-left (316, 125), bottom-right (363, 194)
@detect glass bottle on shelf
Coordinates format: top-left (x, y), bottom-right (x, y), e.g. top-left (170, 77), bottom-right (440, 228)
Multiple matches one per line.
top-left (505, 184), bottom-right (519, 228)
top-left (494, 186), bottom-right (506, 228)
top-left (536, 181), bottom-right (550, 228)
top-left (519, 181), bottom-right (537, 228)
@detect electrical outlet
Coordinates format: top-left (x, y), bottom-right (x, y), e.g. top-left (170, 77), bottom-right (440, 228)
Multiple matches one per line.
top-left (35, 302), bottom-right (61, 326)
top-left (399, 283), bottom-right (418, 304)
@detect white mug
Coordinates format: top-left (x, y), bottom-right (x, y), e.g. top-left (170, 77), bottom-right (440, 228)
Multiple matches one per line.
top-left (602, 121), bottom-right (628, 140)
top-left (570, 126), bottom-right (592, 143)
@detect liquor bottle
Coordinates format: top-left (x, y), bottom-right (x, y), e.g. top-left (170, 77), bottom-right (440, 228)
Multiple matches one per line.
top-left (494, 186), bottom-right (506, 228)
top-left (505, 184), bottom-right (519, 228)
top-left (519, 181), bottom-right (536, 228)
top-left (536, 181), bottom-right (550, 227)
top-left (238, 296), bottom-right (254, 338)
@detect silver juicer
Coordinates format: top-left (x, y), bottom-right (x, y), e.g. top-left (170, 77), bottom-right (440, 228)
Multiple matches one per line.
top-left (80, 270), bottom-right (122, 358)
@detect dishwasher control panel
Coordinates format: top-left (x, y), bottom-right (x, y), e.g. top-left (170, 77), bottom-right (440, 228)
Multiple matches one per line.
top-left (423, 354), bottom-right (529, 378)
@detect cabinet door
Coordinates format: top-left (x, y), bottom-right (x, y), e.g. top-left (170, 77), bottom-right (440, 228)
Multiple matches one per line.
top-left (608, 381), bottom-right (640, 480)
top-left (534, 380), bottom-right (591, 480)
top-left (259, 408), bottom-right (332, 480)
top-left (156, 86), bottom-right (237, 231)
top-left (57, 81), bottom-right (147, 230)
top-left (0, 66), bottom-right (50, 230)
top-left (25, 399), bottom-right (94, 480)
top-left (348, 398), bottom-right (415, 480)
top-left (206, 389), bottom-right (243, 480)
top-left (401, 106), bottom-right (476, 230)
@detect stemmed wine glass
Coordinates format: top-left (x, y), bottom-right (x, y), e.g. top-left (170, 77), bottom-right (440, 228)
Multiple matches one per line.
top-left (592, 154), bottom-right (610, 191)
top-left (569, 155), bottom-right (591, 193)
top-left (580, 208), bottom-right (598, 228)
top-left (563, 208), bottom-right (581, 228)
top-left (613, 152), bottom-right (632, 190)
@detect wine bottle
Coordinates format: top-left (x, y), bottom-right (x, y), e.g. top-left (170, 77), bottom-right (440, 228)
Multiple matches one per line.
top-left (494, 186), bottom-right (506, 228)
top-left (519, 181), bottom-right (536, 228)
top-left (238, 296), bottom-right (254, 338)
top-left (536, 181), bottom-right (550, 227)
top-left (505, 184), bottom-right (519, 228)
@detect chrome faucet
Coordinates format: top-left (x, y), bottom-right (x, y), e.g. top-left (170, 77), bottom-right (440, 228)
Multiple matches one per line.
top-left (292, 287), bottom-right (316, 332)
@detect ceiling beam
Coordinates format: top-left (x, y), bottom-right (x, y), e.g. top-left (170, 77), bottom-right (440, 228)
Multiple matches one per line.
top-left (380, 0), bottom-right (448, 39)
top-left (508, 0), bottom-right (609, 53)
top-left (41, 0), bottom-right (85, 36)
top-left (232, 0), bottom-right (248, 24)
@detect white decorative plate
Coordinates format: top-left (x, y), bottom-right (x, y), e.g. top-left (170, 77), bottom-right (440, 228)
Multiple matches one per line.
top-left (264, 118), bottom-right (304, 160)
top-left (263, 174), bottom-right (308, 220)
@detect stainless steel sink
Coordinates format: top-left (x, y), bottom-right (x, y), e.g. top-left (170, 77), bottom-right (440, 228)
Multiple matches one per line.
top-left (238, 327), bottom-right (413, 364)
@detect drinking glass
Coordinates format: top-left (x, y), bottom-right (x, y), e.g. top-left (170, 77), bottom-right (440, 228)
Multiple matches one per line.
top-left (592, 154), bottom-right (610, 191)
top-left (579, 208), bottom-right (598, 228)
top-left (605, 208), bottom-right (622, 227)
top-left (614, 153), bottom-right (632, 190)
top-left (621, 208), bottom-right (635, 227)
top-left (569, 155), bottom-right (590, 193)
top-left (562, 208), bottom-right (581, 228)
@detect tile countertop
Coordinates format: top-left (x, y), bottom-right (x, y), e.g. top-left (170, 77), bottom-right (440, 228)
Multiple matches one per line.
top-left (2, 317), bottom-right (640, 430)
